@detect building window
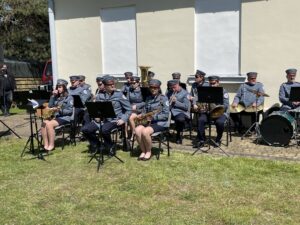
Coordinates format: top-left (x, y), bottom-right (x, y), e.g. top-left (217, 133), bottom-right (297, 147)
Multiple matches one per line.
top-left (100, 6), bottom-right (137, 76)
top-left (195, 0), bottom-right (241, 76)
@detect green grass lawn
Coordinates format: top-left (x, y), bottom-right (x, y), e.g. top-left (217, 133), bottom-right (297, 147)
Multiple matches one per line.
top-left (0, 139), bottom-right (299, 225)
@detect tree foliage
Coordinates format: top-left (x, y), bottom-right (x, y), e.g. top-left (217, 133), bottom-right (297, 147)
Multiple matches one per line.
top-left (0, 0), bottom-right (50, 62)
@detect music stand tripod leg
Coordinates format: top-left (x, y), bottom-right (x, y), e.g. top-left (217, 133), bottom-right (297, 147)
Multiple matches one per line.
top-left (0, 119), bottom-right (21, 139)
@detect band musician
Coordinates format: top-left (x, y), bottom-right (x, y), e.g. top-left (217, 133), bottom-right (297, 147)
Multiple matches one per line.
top-left (94, 76), bottom-right (105, 96)
top-left (126, 76), bottom-right (145, 140)
top-left (68, 75), bottom-right (90, 126)
top-left (135, 79), bottom-right (169, 161)
top-left (279, 68), bottom-right (300, 111)
top-left (166, 79), bottom-right (190, 144)
top-left (41, 79), bottom-right (73, 151)
top-left (231, 72), bottom-right (265, 132)
top-left (81, 76), bottom-right (132, 155)
top-left (189, 69), bottom-right (208, 111)
top-left (121, 72), bottom-right (133, 96)
top-left (194, 76), bottom-right (229, 148)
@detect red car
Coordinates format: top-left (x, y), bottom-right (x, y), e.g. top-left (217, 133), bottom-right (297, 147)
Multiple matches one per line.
top-left (41, 59), bottom-right (52, 84)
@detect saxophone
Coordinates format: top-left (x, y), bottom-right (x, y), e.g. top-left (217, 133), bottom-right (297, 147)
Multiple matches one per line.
top-left (134, 108), bottom-right (162, 126)
top-left (42, 102), bottom-right (62, 120)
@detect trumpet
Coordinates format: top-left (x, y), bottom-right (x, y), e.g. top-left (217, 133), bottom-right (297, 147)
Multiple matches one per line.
top-left (169, 91), bottom-right (177, 105)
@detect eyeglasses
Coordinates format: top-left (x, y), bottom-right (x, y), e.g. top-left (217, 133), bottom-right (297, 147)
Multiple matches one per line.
top-left (249, 77), bottom-right (257, 80)
top-left (149, 86), bottom-right (159, 90)
top-left (210, 82), bottom-right (217, 85)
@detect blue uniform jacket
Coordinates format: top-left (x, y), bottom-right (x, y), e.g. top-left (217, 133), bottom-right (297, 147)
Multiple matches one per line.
top-left (81, 83), bottom-right (92, 102)
top-left (95, 90), bottom-right (132, 122)
top-left (279, 82), bottom-right (300, 108)
top-left (121, 83), bottom-right (131, 95)
top-left (233, 82), bottom-right (264, 107)
top-left (127, 87), bottom-right (145, 112)
top-left (144, 94), bottom-right (170, 128)
top-left (166, 88), bottom-right (190, 118)
top-left (68, 86), bottom-right (90, 106)
top-left (48, 94), bottom-right (74, 122)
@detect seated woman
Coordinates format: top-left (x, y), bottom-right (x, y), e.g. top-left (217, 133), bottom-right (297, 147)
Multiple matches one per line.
top-left (41, 79), bottom-right (73, 151)
top-left (134, 79), bottom-right (170, 161)
top-left (127, 76), bottom-right (145, 140)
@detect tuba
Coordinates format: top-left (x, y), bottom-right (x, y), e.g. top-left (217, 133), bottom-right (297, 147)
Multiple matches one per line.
top-left (139, 66), bottom-right (151, 87)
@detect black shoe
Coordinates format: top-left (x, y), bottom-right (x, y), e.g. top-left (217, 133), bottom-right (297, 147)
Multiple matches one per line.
top-left (89, 144), bottom-right (99, 154)
top-left (108, 146), bottom-right (116, 156)
top-left (176, 138), bottom-right (182, 144)
top-left (198, 142), bottom-right (205, 148)
top-left (193, 141), bottom-right (204, 148)
top-left (213, 141), bottom-right (221, 148)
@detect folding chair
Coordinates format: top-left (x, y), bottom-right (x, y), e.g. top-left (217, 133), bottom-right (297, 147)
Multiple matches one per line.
top-left (131, 113), bottom-right (171, 159)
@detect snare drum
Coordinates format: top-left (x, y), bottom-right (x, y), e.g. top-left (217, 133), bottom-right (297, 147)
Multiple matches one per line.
top-left (260, 111), bottom-right (296, 146)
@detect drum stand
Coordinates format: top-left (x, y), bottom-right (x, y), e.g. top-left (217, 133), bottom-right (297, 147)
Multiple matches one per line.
top-left (241, 97), bottom-right (261, 143)
top-left (289, 108), bottom-right (300, 147)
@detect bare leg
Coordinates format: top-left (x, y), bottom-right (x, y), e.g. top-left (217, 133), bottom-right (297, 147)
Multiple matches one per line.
top-left (141, 127), bottom-right (154, 159)
top-left (41, 121), bottom-right (49, 149)
top-left (46, 119), bottom-right (59, 150)
top-left (135, 125), bottom-right (146, 158)
top-left (129, 113), bottom-right (138, 140)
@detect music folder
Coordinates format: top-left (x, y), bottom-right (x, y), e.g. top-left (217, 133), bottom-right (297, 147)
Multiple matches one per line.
top-left (85, 101), bottom-right (116, 119)
top-left (141, 87), bottom-right (151, 102)
top-left (197, 86), bottom-right (223, 104)
top-left (289, 87), bottom-right (300, 102)
top-left (72, 95), bottom-right (85, 108)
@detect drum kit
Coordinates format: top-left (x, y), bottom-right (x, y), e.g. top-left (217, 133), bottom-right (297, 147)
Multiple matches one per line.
top-left (231, 89), bottom-right (299, 146)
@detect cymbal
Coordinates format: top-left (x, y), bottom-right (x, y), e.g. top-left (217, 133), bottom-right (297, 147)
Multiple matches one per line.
top-left (248, 89), bottom-right (270, 97)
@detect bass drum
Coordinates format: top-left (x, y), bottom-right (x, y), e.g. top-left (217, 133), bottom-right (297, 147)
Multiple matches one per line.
top-left (260, 111), bottom-right (296, 146)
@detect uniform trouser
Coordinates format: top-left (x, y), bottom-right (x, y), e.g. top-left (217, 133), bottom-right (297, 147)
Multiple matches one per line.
top-left (74, 108), bottom-right (85, 126)
top-left (172, 113), bottom-right (188, 138)
top-left (0, 90), bottom-right (13, 114)
top-left (197, 113), bottom-right (227, 143)
top-left (81, 120), bottom-right (119, 148)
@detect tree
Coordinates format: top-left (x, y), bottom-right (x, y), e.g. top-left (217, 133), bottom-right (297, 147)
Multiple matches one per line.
top-left (0, 0), bottom-right (50, 62)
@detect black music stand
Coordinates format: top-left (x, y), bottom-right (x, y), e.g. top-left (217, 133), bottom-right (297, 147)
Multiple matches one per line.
top-left (85, 101), bottom-right (124, 172)
top-left (71, 95), bottom-right (85, 142)
top-left (192, 86), bottom-right (229, 156)
top-left (29, 90), bottom-right (51, 101)
top-left (72, 95), bottom-right (84, 108)
top-left (141, 87), bottom-right (151, 102)
top-left (20, 100), bottom-right (47, 160)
